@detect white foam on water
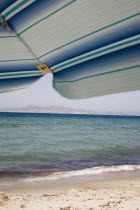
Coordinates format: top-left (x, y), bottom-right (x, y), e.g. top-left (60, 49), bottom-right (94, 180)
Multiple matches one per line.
top-left (23, 165), bottom-right (140, 183)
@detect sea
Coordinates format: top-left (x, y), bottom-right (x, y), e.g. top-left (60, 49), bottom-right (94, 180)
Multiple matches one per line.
top-left (0, 112), bottom-right (140, 189)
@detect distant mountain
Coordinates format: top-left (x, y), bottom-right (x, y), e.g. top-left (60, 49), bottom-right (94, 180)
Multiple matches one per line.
top-left (0, 105), bottom-right (94, 114)
top-left (0, 105), bottom-right (140, 116)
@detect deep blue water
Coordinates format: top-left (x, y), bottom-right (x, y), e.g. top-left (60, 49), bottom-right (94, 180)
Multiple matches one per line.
top-left (0, 112), bottom-right (140, 181)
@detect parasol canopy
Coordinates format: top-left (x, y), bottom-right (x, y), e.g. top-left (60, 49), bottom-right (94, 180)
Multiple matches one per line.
top-left (0, 0), bottom-right (140, 98)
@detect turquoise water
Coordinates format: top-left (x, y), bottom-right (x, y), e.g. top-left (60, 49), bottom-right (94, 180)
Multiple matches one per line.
top-left (0, 112), bottom-right (140, 184)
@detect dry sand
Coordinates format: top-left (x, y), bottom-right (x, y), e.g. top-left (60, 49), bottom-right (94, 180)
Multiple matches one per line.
top-left (0, 177), bottom-right (140, 210)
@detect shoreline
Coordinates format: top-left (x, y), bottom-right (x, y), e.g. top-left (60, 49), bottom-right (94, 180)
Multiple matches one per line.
top-left (1, 164), bottom-right (140, 190)
top-left (0, 176), bottom-right (140, 209)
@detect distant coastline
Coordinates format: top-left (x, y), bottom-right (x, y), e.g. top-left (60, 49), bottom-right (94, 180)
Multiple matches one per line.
top-left (0, 105), bottom-right (140, 117)
top-left (0, 111), bottom-right (140, 119)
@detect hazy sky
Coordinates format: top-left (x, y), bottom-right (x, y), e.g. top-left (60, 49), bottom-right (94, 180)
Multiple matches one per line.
top-left (0, 73), bottom-right (140, 114)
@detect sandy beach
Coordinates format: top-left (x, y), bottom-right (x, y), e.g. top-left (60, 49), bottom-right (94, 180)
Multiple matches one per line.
top-left (0, 177), bottom-right (140, 210)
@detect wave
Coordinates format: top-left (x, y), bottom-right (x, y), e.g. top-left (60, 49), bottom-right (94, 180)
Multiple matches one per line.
top-left (23, 165), bottom-right (140, 183)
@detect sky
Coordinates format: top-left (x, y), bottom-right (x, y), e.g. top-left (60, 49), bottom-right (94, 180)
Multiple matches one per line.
top-left (0, 73), bottom-right (140, 114)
